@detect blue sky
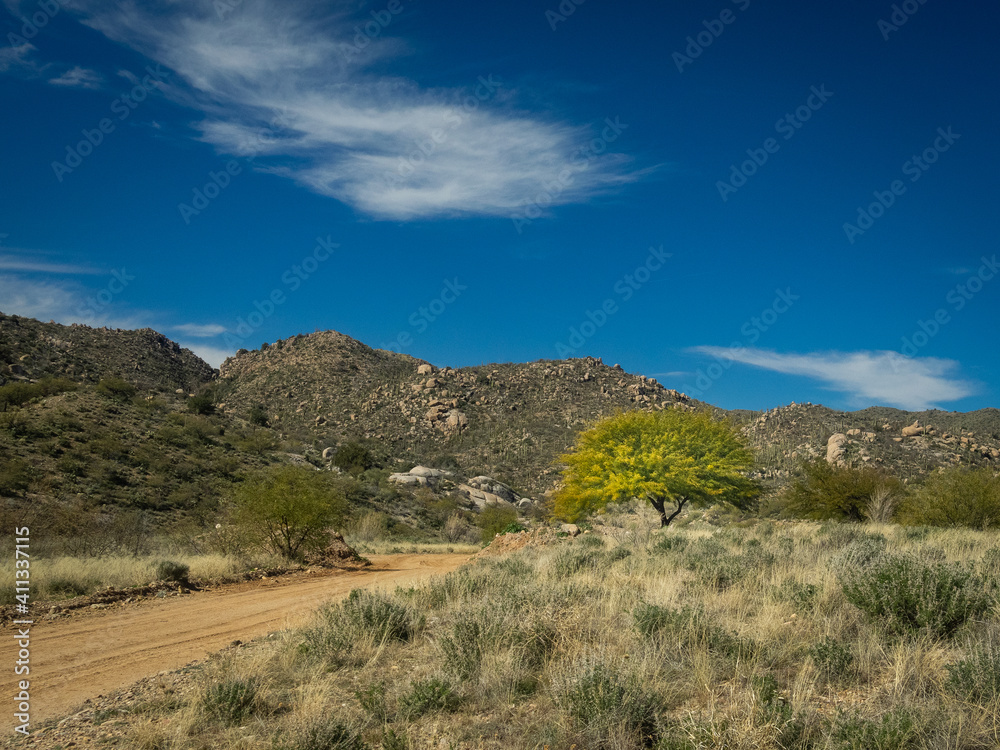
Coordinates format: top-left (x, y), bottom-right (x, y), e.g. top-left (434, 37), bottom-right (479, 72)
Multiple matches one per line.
top-left (1, 0), bottom-right (997, 412)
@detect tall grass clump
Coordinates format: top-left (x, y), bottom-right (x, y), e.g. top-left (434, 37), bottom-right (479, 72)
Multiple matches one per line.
top-left (832, 539), bottom-right (994, 637)
top-left (202, 677), bottom-right (263, 726)
top-left (560, 664), bottom-right (661, 748)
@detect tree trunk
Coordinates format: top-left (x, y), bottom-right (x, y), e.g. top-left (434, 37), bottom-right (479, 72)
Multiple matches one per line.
top-left (648, 495), bottom-right (688, 527)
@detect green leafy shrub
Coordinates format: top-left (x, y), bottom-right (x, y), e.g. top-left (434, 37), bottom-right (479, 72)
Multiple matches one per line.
top-left (651, 535), bottom-right (689, 554)
top-left (187, 393), bottom-right (215, 415)
top-left (46, 576), bottom-right (98, 598)
top-left (401, 678), bottom-right (458, 717)
top-left (341, 589), bottom-right (412, 642)
top-left (632, 604), bottom-right (753, 659)
top-left (355, 682), bottom-right (389, 724)
top-left (898, 467), bottom-right (1000, 528)
top-left (831, 708), bottom-right (921, 749)
top-left (561, 665), bottom-right (660, 748)
top-left (332, 441), bottom-right (376, 475)
top-left (832, 541), bottom-right (992, 637)
top-left (248, 403), bottom-right (269, 426)
top-left (783, 459), bottom-right (904, 522)
top-left (155, 560), bottom-right (190, 583)
top-left (441, 618), bottom-right (484, 681)
top-left (809, 636), bottom-right (854, 681)
top-left (945, 642), bottom-right (1000, 702)
top-left (277, 718), bottom-right (366, 750)
top-left (95, 377), bottom-right (137, 402)
top-left (476, 504), bottom-right (519, 543)
top-left (202, 678), bottom-right (262, 725)
top-left (774, 579), bottom-right (820, 612)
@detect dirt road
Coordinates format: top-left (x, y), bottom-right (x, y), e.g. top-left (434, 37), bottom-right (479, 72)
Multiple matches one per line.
top-left (2, 553), bottom-right (470, 724)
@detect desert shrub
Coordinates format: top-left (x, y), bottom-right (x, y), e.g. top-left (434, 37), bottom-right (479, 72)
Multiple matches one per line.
top-left (202, 678), bottom-right (262, 725)
top-left (476, 504), bottom-right (519, 543)
top-left (553, 548), bottom-right (602, 578)
top-left (831, 708), bottom-right (921, 749)
top-left (898, 467), bottom-right (1000, 528)
top-left (248, 403), bottom-right (269, 426)
top-left (832, 541), bottom-right (992, 638)
top-left (46, 576), bottom-right (98, 598)
top-left (0, 377), bottom-right (76, 410)
top-left (945, 642), bottom-right (1000, 702)
top-left (155, 560), bottom-right (190, 583)
top-left (774, 579), bottom-right (820, 612)
top-left (809, 636), bottom-right (854, 682)
top-left (443, 512), bottom-right (479, 544)
top-left (186, 393), bottom-right (215, 415)
top-left (441, 618), bottom-right (485, 681)
top-left (0, 457), bottom-right (33, 495)
top-left (632, 603), bottom-right (753, 659)
top-left (341, 588), bottom-right (412, 642)
top-left (577, 533), bottom-right (605, 548)
top-left (332, 441), bottom-right (376, 475)
top-left (95, 377), bottom-right (137, 402)
top-left (355, 681), bottom-right (390, 724)
top-left (277, 718), bottom-right (366, 750)
top-left (561, 664), bottom-right (660, 748)
top-left (783, 459), bottom-right (904, 522)
top-left (751, 673), bottom-right (808, 747)
top-left (651, 535), bottom-right (688, 554)
top-left (401, 678), bottom-right (458, 717)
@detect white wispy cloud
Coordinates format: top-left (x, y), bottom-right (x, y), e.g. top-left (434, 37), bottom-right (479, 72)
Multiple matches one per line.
top-left (692, 346), bottom-right (977, 411)
top-left (48, 66), bottom-right (103, 89)
top-left (0, 41), bottom-right (36, 73)
top-left (0, 253), bottom-right (101, 274)
top-left (68, 0), bottom-right (647, 219)
top-left (172, 323), bottom-right (227, 337)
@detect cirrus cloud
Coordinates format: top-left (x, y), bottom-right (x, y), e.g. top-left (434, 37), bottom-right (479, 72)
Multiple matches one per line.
top-left (691, 346), bottom-right (977, 411)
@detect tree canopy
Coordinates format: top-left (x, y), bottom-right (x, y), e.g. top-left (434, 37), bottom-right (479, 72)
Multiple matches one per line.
top-left (231, 464), bottom-right (349, 559)
top-left (554, 409), bottom-right (759, 527)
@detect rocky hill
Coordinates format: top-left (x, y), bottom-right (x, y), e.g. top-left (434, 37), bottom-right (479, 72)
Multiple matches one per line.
top-left (216, 331), bottom-right (695, 497)
top-left (0, 312), bottom-right (214, 392)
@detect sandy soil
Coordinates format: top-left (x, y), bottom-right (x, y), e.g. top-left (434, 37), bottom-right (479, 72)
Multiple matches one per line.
top-left (1, 553), bottom-right (470, 724)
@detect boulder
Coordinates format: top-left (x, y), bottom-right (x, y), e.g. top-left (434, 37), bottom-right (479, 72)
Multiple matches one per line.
top-left (417, 364), bottom-right (435, 375)
top-left (826, 433), bottom-right (848, 464)
top-left (409, 465), bottom-right (451, 478)
top-left (466, 476), bottom-right (519, 504)
top-left (388, 473), bottom-right (426, 486)
top-left (902, 421), bottom-right (924, 438)
top-left (560, 523), bottom-right (581, 537)
top-left (321, 447), bottom-right (335, 459)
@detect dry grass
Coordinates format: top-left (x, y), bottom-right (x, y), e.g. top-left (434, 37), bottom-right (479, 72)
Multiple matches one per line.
top-left (0, 551), bottom-right (287, 602)
top-left (48, 507), bottom-right (1000, 748)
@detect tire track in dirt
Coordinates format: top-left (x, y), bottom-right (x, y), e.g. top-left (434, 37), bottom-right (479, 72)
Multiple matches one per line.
top-left (1, 553), bottom-right (470, 724)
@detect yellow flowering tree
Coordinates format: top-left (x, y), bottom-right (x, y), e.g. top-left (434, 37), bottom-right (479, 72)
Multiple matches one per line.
top-left (554, 409), bottom-right (759, 527)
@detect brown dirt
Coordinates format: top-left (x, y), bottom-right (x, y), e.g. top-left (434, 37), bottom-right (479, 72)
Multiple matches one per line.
top-left (1, 553), bottom-right (469, 726)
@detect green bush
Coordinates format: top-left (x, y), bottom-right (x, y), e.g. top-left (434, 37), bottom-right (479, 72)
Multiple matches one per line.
top-left (332, 441), bottom-right (376, 475)
top-left (156, 560), bottom-right (190, 583)
top-left (562, 665), bottom-right (660, 748)
top-left (187, 393), bottom-right (215, 415)
top-left (831, 708), bottom-right (921, 750)
top-left (946, 642), bottom-right (1000, 702)
top-left (401, 678), bottom-right (458, 717)
top-left (898, 467), bottom-right (1000, 528)
top-left (782, 459), bottom-right (904, 522)
top-left (46, 577), bottom-right (98, 598)
top-left (832, 541), bottom-right (993, 638)
top-left (342, 589), bottom-right (412, 642)
top-left (202, 678), bottom-right (262, 725)
top-left (0, 377), bottom-right (76, 410)
top-left (476, 505), bottom-right (519, 544)
top-left (248, 403), bottom-right (269, 426)
top-left (651, 535), bottom-right (689, 554)
top-left (95, 377), bottom-right (137, 402)
top-left (277, 718), bottom-right (366, 750)
top-left (809, 636), bottom-right (854, 681)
